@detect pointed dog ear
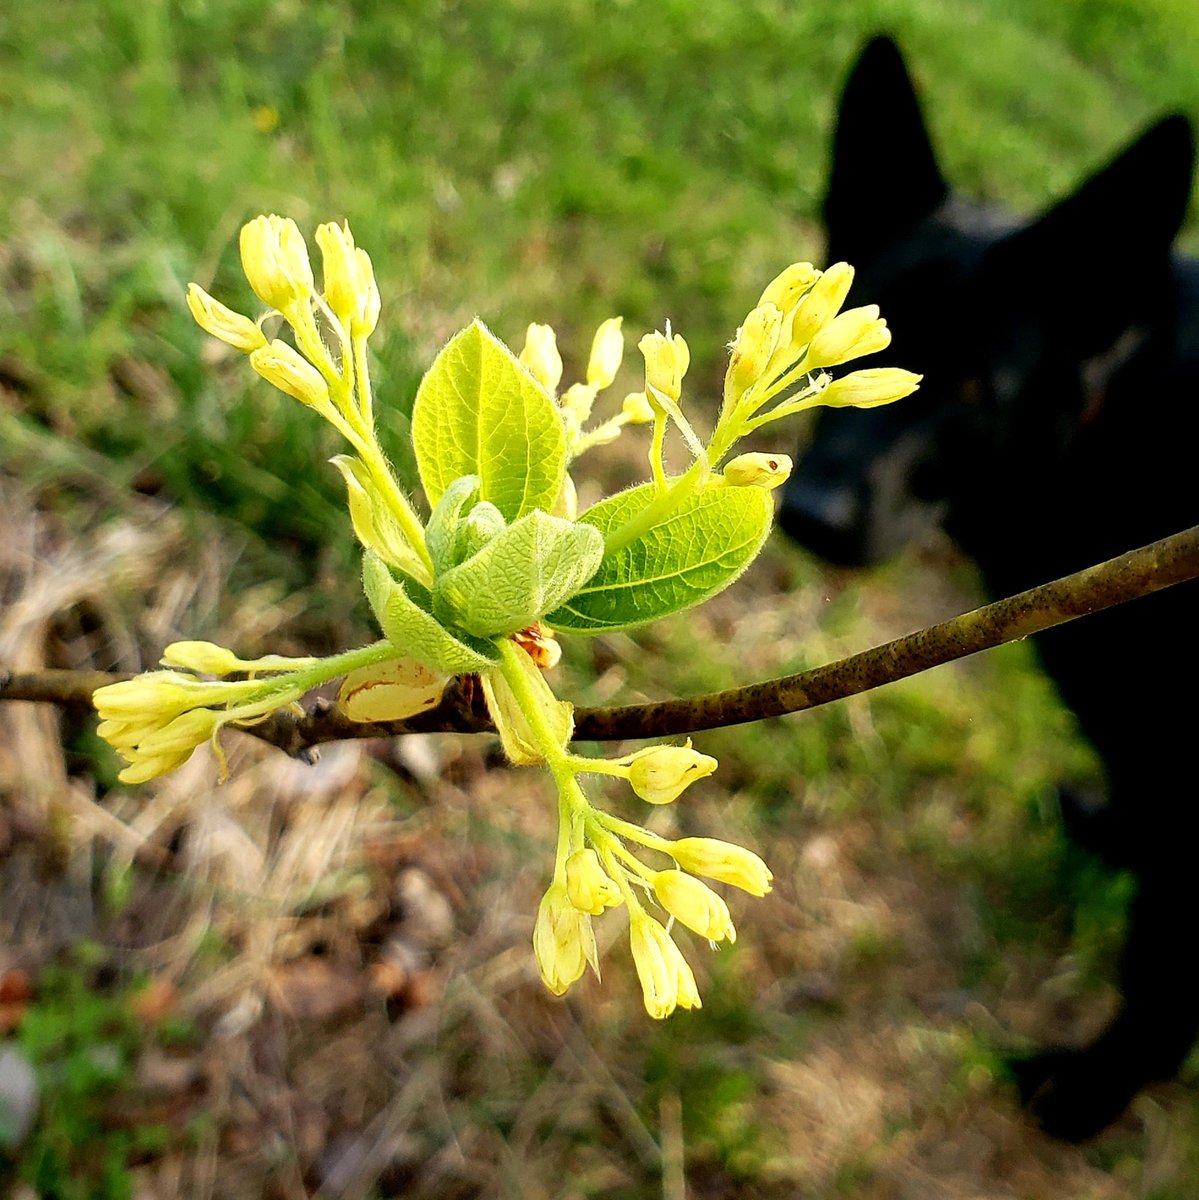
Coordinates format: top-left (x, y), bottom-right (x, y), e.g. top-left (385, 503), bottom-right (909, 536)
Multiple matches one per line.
top-left (823, 36), bottom-right (948, 262)
top-left (979, 115), bottom-right (1195, 348)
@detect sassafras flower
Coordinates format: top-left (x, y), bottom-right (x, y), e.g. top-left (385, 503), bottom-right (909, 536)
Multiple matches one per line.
top-left (629, 913), bottom-right (701, 1019)
top-left (534, 880), bottom-right (598, 995)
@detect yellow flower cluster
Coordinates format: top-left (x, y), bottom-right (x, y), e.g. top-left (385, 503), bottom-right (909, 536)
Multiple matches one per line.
top-left (103, 217), bottom-right (929, 1022)
top-left (188, 215), bottom-right (432, 586)
top-left (93, 658), bottom-right (300, 785)
top-left (528, 737), bottom-right (771, 1019)
top-left (709, 260), bottom-right (922, 463)
top-left (94, 640), bottom-right (400, 784)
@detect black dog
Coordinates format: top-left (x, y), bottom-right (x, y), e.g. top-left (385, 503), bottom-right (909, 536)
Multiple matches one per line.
top-left (780, 36), bottom-right (1199, 1140)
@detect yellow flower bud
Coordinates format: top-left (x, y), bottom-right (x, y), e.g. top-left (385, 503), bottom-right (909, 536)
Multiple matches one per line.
top-left (520, 323), bottom-right (564, 394)
top-left (330, 455), bottom-right (428, 580)
top-left (534, 881), bottom-right (598, 995)
top-left (315, 221), bottom-right (363, 325)
top-left (354, 248), bottom-right (381, 336)
top-left (626, 740), bottom-right (717, 805)
top-left (586, 316), bottom-right (624, 389)
top-left (638, 328), bottom-right (690, 407)
top-left (727, 303), bottom-right (784, 396)
top-left (653, 870), bottom-right (736, 943)
top-left (565, 849), bottom-right (622, 915)
top-left (113, 708), bottom-right (223, 785)
top-left (805, 305), bottom-right (891, 370)
top-left (788, 261), bottom-right (855, 350)
top-left (185, 284), bottom-right (267, 353)
top-left (161, 641), bottom-right (245, 676)
top-left (722, 452), bottom-right (793, 490)
top-left (621, 391), bottom-right (655, 424)
top-left (250, 340), bottom-right (333, 412)
top-left (757, 262), bottom-right (821, 312)
top-left (668, 837), bottom-right (773, 897)
top-left (93, 672), bottom-right (226, 723)
top-left (239, 214), bottom-right (314, 312)
top-left (160, 642), bottom-right (319, 677)
top-left (629, 913), bottom-right (701, 1019)
top-left (822, 367), bottom-right (923, 409)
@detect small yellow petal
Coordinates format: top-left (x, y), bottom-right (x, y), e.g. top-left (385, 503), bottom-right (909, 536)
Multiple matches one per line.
top-left (653, 871), bottom-right (736, 943)
top-left (586, 316), bottom-right (624, 389)
top-left (721, 452), bottom-right (793, 490)
top-left (668, 837), bottom-right (773, 897)
top-left (565, 848), bottom-right (623, 915)
top-left (520, 323), bottom-right (563, 394)
top-left (186, 284), bottom-right (267, 353)
top-left (249, 340), bottom-right (332, 412)
top-left (757, 262), bottom-right (821, 312)
top-left (822, 367), bottom-right (923, 409)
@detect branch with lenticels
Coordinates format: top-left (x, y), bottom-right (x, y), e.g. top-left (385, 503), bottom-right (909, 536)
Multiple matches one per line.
top-left (3, 526), bottom-right (1196, 762)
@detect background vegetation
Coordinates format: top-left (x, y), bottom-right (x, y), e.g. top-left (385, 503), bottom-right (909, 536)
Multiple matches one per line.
top-left (1, 0), bottom-right (1197, 1196)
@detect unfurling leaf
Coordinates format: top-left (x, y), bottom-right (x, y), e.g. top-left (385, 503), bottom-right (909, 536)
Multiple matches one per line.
top-left (362, 552), bottom-right (499, 674)
top-left (435, 510), bottom-right (604, 637)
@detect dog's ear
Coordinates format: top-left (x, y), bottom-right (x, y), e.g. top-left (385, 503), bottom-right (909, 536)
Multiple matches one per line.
top-left (823, 36), bottom-right (948, 261)
top-left (980, 115), bottom-right (1195, 346)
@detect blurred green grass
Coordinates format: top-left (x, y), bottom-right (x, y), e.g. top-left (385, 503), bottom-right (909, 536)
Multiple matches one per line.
top-left (3, 0), bottom-right (1199, 1194)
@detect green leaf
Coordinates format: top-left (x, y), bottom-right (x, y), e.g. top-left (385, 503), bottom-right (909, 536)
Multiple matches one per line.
top-left (435, 510), bottom-right (605, 637)
top-left (411, 320), bottom-right (567, 522)
top-left (546, 482), bottom-right (774, 634)
top-left (362, 552), bottom-right (499, 674)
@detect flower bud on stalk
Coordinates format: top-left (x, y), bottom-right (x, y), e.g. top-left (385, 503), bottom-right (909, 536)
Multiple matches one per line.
top-left (587, 317), bottom-right (625, 388)
top-left (520, 323), bottom-right (564, 394)
top-left (822, 367), bottom-right (923, 409)
top-left (626, 741), bottom-right (717, 805)
top-left (722, 452), bottom-right (793, 489)
top-left (186, 285), bottom-right (267, 353)
top-left (788, 261), bottom-right (855, 351)
top-left (629, 913), bottom-right (701, 1019)
top-left (653, 870), bottom-right (736, 942)
top-left (805, 304), bottom-right (891, 370)
top-left (250, 341), bottom-right (334, 412)
top-left (638, 328), bottom-right (690, 408)
top-left (565, 849), bottom-right (622, 915)
top-left (669, 838), bottom-right (773, 896)
top-left (534, 881), bottom-right (598, 995)
top-left (240, 214), bottom-right (314, 313)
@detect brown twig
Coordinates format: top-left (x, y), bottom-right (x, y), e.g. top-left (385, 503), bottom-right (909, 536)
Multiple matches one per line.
top-left (2, 526), bottom-right (1196, 756)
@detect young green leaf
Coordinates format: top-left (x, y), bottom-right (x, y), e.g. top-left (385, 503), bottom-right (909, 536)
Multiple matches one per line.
top-left (435, 510), bottom-right (604, 637)
top-left (363, 552), bottom-right (499, 674)
top-left (425, 474), bottom-right (482, 576)
top-left (545, 482), bottom-right (773, 634)
top-left (412, 320), bottom-right (567, 522)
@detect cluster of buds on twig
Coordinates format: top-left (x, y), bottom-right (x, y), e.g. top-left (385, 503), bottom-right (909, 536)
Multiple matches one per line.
top-left (97, 215), bottom-right (920, 1018)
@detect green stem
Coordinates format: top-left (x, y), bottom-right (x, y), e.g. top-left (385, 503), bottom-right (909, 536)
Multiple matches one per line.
top-left (495, 640), bottom-right (595, 872)
top-left (593, 809), bottom-right (674, 856)
top-left (649, 411), bottom-right (667, 492)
